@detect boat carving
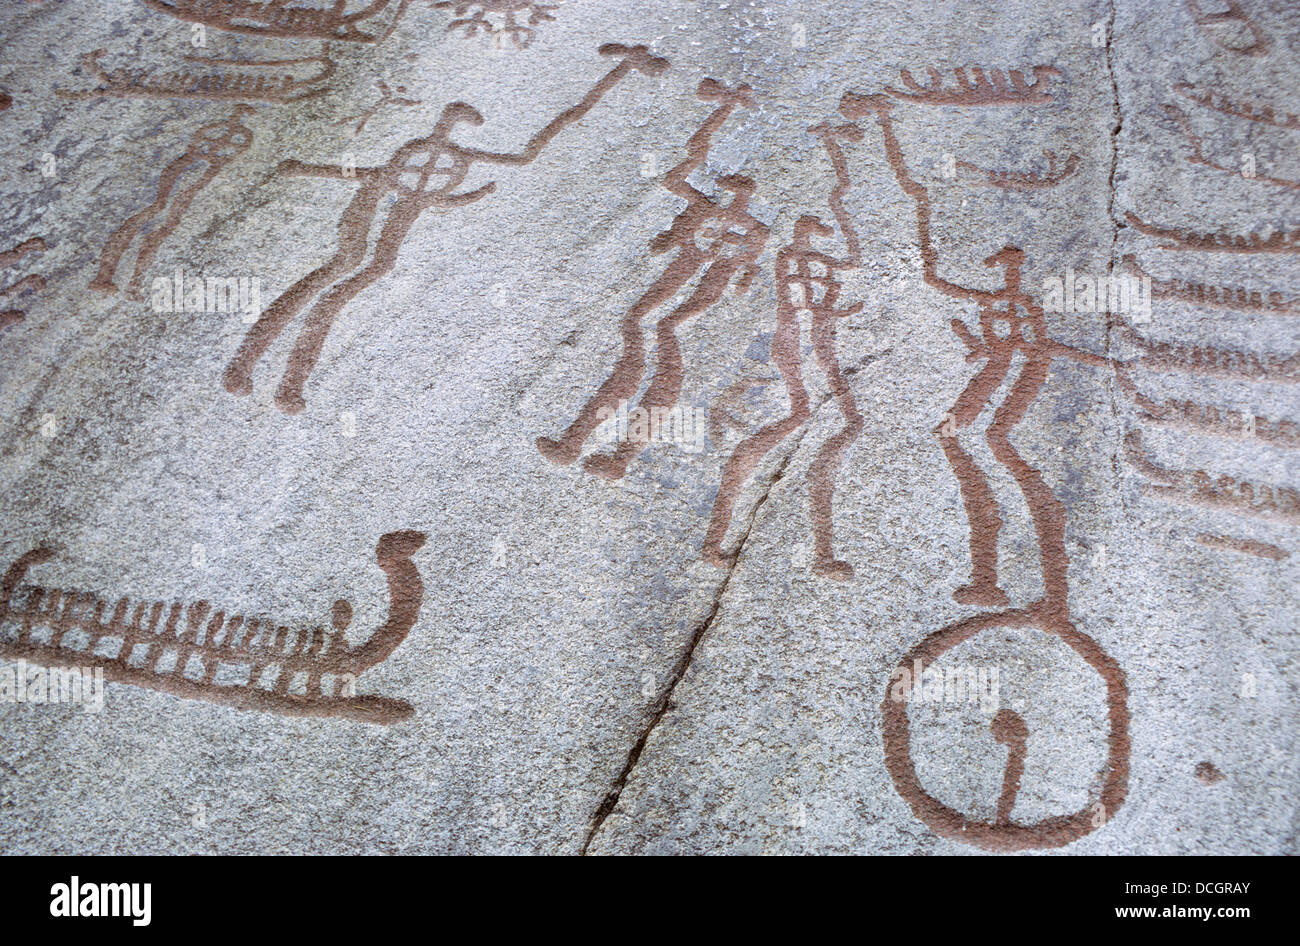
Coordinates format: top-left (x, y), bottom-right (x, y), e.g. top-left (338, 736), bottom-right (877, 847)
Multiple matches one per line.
top-left (137, 0), bottom-right (414, 43)
top-left (0, 531), bottom-right (426, 724)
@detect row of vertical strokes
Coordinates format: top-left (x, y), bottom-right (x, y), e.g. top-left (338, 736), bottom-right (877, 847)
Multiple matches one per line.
top-left (0, 586), bottom-right (345, 695)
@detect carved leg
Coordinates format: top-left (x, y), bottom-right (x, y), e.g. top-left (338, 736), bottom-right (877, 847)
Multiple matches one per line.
top-left (537, 251), bottom-right (701, 465)
top-left (223, 188), bottom-right (380, 399)
top-left (985, 350), bottom-right (1067, 612)
top-left (91, 198), bottom-right (169, 294)
top-left (807, 310), bottom-right (863, 580)
top-left (273, 240), bottom-right (403, 414)
top-left (583, 258), bottom-right (736, 480)
top-left (938, 349), bottom-right (1013, 606)
top-left (124, 165), bottom-right (221, 300)
top-left (703, 300), bottom-right (809, 566)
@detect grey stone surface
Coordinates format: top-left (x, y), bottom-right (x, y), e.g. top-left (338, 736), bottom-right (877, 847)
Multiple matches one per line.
top-left (0, 0), bottom-right (1295, 854)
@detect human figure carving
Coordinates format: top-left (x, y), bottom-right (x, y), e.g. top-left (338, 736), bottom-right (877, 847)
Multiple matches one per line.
top-left (702, 120), bottom-right (865, 578)
top-left (842, 82), bottom-right (1130, 852)
top-left (224, 43), bottom-right (667, 413)
top-left (91, 107), bottom-right (255, 299)
top-left (537, 78), bottom-right (768, 479)
top-left (842, 90), bottom-right (1106, 606)
top-left (337, 78), bottom-right (421, 134)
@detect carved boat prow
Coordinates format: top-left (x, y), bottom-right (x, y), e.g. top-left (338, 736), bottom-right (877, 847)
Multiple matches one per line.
top-left (345, 529), bottom-right (426, 675)
top-left (0, 531), bottom-right (426, 724)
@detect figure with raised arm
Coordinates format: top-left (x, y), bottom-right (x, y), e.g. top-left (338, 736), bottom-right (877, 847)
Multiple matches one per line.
top-left (703, 119), bottom-right (866, 578)
top-left (224, 43), bottom-right (667, 414)
top-left (92, 106), bottom-right (255, 300)
top-left (537, 78), bottom-right (768, 479)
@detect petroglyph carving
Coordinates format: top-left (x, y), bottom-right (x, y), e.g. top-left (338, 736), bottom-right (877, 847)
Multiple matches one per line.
top-left (1117, 314), bottom-right (1300, 383)
top-left (336, 79), bottom-right (421, 134)
top-left (1185, 0), bottom-right (1270, 57)
top-left (842, 83), bottom-right (1129, 851)
top-left (707, 375), bottom-right (776, 446)
top-left (59, 47), bottom-right (334, 103)
top-left (1115, 366), bottom-right (1300, 449)
top-left (1195, 532), bottom-right (1288, 560)
top-left (957, 150), bottom-right (1080, 190)
top-left (1115, 367), bottom-right (1298, 558)
top-left (1114, 304), bottom-right (1299, 555)
top-left (1116, 66), bottom-right (1300, 568)
top-left (1165, 103), bottom-right (1300, 191)
top-left (0, 238), bottom-right (46, 332)
top-left (537, 77), bottom-right (768, 480)
top-left (880, 607), bottom-right (1130, 851)
top-left (991, 709), bottom-right (1028, 825)
top-left (844, 89), bottom-right (1079, 606)
top-left (225, 43), bottom-right (667, 414)
top-left (92, 107), bottom-right (255, 300)
top-left (883, 65), bottom-right (1061, 106)
top-left (1174, 82), bottom-right (1298, 131)
top-left (702, 120), bottom-right (865, 579)
top-left (1124, 430), bottom-right (1300, 524)
top-left (434, 1), bottom-right (558, 47)
top-left (1125, 212), bottom-right (1300, 254)
top-left (138, 0), bottom-right (416, 43)
top-left (0, 531), bottom-right (427, 724)
top-left (1122, 256), bottom-right (1297, 316)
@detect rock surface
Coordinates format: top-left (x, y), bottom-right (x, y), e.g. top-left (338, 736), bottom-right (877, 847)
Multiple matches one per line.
top-left (0, 0), bottom-right (1295, 854)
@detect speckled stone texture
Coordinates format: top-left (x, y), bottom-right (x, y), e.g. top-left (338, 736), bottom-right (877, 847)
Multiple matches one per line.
top-left (0, 0), bottom-right (1295, 854)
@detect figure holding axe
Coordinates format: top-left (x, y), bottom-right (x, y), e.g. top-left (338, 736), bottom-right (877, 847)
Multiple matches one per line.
top-left (224, 43), bottom-right (667, 414)
top-left (538, 78), bottom-right (768, 479)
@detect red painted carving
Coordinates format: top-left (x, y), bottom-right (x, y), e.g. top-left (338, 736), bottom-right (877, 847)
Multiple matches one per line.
top-left (0, 532), bottom-right (427, 724)
top-left (225, 44), bottom-right (667, 413)
top-left (537, 78), bottom-right (767, 479)
top-left (842, 78), bottom-right (1129, 850)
